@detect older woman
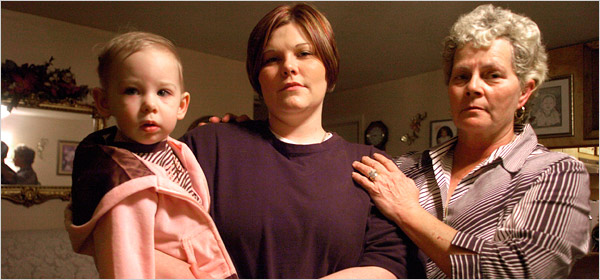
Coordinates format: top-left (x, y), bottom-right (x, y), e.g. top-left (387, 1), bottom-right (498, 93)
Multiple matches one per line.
top-left (12, 145), bottom-right (40, 185)
top-left (182, 3), bottom-right (419, 278)
top-left (352, 4), bottom-right (590, 278)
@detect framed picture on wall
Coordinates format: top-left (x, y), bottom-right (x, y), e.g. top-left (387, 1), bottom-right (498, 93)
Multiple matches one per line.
top-left (430, 119), bottom-right (456, 147)
top-left (530, 75), bottom-right (573, 138)
top-left (57, 141), bottom-right (78, 175)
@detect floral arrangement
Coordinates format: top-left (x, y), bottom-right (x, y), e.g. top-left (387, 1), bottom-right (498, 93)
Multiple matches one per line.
top-left (1, 57), bottom-right (89, 111)
top-left (400, 112), bottom-right (428, 145)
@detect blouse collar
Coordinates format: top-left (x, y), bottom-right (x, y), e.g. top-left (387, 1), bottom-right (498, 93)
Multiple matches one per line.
top-left (427, 124), bottom-right (538, 174)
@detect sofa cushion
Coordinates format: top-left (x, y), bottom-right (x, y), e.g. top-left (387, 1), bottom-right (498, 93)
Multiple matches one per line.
top-left (1, 228), bottom-right (98, 279)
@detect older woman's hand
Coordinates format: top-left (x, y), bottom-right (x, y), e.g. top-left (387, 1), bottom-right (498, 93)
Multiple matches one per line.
top-left (352, 153), bottom-right (420, 224)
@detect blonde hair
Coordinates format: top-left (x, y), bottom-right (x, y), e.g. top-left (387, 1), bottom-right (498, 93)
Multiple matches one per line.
top-left (246, 3), bottom-right (339, 95)
top-left (96, 31), bottom-right (184, 90)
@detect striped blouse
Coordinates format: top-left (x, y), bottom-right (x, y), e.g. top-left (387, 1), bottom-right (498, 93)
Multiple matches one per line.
top-left (395, 124), bottom-right (590, 278)
top-left (135, 142), bottom-right (202, 203)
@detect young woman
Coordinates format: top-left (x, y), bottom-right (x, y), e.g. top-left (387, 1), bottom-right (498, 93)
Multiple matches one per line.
top-left (182, 3), bottom-right (419, 278)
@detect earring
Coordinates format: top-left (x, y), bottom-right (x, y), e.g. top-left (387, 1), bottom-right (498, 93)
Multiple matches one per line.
top-left (514, 106), bottom-right (526, 123)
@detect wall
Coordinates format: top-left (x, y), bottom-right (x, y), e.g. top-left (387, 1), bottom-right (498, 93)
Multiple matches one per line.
top-left (324, 69), bottom-right (450, 157)
top-left (1, 9), bottom-right (254, 140)
top-left (538, 42), bottom-right (599, 148)
top-left (1, 9), bottom-right (253, 231)
top-left (324, 42), bottom-right (599, 157)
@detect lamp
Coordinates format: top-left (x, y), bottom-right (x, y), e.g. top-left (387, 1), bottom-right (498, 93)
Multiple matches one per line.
top-left (1, 105), bottom-right (10, 119)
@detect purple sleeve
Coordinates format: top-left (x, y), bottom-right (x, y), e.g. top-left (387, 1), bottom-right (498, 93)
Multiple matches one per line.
top-left (180, 125), bottom-right (218, 194)
top-left (357, 147), bottom-right (425, 278)
top-left (358, 205), bottom-right (409, 277)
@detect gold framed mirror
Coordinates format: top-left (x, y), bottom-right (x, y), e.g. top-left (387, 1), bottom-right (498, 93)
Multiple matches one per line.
top-left (1, 100), bottom-right (104, 207)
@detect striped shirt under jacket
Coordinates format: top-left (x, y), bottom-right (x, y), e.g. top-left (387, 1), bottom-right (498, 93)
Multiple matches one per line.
top-left (135, 142), bottom-right (201, 203)
top-left (395, 124), bottom-right (590, 278)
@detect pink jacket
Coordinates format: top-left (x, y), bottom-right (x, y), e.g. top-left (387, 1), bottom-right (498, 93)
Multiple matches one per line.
top-left (66, 132), bottom-right (236, 279)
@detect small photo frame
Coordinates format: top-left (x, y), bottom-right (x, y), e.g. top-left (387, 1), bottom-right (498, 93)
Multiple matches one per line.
top-left (578, 147), bottom-right (596, 155)
top-left (530, 75), bottom-right (573, 138)
top-left (57, 141), bottom-right (78, 175)
top-left (430, 119), bottom-right (457, 147)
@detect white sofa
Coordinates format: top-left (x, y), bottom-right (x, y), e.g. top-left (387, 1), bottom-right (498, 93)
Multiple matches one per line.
top-left (1, 228), bottom-right (98, 278)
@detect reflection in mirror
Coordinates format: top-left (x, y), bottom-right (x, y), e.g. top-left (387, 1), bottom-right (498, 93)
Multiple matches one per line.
top-left (1, 103), bottom-right (104, 206)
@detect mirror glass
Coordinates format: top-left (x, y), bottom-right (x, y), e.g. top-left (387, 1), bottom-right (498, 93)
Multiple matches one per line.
top-left (1, 105), bottom-right (99, 186)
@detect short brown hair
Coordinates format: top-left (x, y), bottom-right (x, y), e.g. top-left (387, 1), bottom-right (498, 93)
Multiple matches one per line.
top-left (246, 3), bottom-right (339, 95)
top-left (14, 145), bottom-right (35, 165)
top-left (96, 31), bottom-right (184, 90)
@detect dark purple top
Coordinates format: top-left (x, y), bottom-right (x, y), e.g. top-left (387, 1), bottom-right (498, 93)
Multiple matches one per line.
top-left (181, 121), bottom-right (423, 278)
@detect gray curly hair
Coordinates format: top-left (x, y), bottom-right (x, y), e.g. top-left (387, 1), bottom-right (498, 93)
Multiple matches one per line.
top-left (442, 4), bottom-right (548, 123)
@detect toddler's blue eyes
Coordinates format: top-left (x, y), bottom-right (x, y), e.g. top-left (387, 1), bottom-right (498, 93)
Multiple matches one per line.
top-left (122, 88), bottom-right (171, 96)
top-left (124, 88), bottom-right (138, 95)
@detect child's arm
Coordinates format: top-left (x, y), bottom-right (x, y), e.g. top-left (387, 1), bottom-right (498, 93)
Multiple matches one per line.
top-left (92, 190), bottom-right (159, 278)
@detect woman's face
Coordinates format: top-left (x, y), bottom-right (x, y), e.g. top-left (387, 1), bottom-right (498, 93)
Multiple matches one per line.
top-left (448, 38), bottom-right (534, 136)
top-left (12, 155), bottom-right (24, 168)
top-left (258, 23), bottom-right (328, 119)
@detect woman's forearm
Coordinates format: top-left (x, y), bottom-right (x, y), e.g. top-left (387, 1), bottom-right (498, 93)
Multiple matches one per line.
top-left (351, 154), bottom-right (475, 277)
top-left (322, 266), bottom-right (395, 279)
top-left (391, 205), bottom-right (473, 277)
